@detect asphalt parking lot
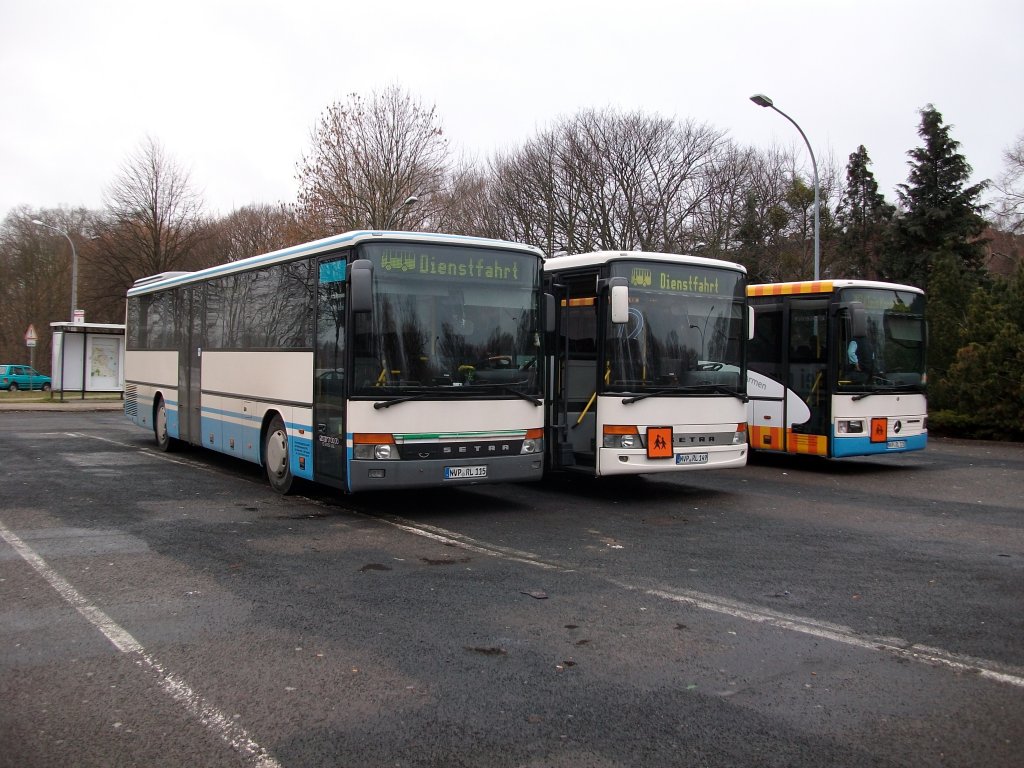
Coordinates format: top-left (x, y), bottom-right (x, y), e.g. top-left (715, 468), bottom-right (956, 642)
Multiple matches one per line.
top-left (2, 409), bottom-right (1022, 767)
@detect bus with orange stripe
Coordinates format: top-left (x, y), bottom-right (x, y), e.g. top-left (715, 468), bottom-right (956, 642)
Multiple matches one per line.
top-left (747, 279), bottom-right (927, 458)
top-left (543, 251), bottom-right (749, 477)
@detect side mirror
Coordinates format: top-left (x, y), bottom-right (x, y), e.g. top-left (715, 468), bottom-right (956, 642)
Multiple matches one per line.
top-left (350, 259), bottom-right (373, 313)
top-left (609, 277), bottom-right (629, 324)
top-left (543, 292), bottom-right (556, 333)
top-left (848, 301), bottom-right (867, 337)
top-left (748, 306), bottom-right (755, 340)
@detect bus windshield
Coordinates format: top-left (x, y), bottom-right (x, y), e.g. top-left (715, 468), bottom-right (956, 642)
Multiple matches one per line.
top-left (353, 243), bottom-right (542, 397)
top-left (604, 261), bottom-right (746, 394)
top-left (836, 287), bottom-right (926, 392)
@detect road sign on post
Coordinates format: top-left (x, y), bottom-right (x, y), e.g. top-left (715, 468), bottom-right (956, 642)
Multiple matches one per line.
top-left (25, 324), bottom-right (38, 348)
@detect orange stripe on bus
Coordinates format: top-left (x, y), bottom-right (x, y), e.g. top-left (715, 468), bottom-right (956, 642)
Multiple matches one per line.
top-left (353, 433), bottom-right (395, 444)
top-left (747, 281), bottom-right (835, 297)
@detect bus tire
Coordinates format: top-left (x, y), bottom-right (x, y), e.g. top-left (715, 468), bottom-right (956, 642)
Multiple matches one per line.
top-left (264, 414), bottom-right (294, 494)
top-left (154, 395), bottom-right (178, 452)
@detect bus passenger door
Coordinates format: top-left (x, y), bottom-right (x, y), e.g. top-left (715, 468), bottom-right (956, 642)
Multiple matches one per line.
top-left (177, 287), bottom-right (202, 445)
top-left (786, 300), bottom-right (829, 448)
top-left (314, 256), bottom-right (348, 489)
top-left (558, 276), bottom-right (600, 470)
top-left (747, 303), bottom-right (786, 451)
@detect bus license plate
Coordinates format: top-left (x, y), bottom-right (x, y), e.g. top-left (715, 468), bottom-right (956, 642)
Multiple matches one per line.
top-left (445, 465), bottom-right (487, 480)
top-left (676, 452), bottom-right (709, 465)
top-left (887, 440), bottom-right (907, 450)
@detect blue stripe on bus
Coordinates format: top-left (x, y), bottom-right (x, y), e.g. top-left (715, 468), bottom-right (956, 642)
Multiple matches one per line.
top-left (197, 410), bottom-right (314, 481)
top-left (831, 432), bottom-right (927, 458)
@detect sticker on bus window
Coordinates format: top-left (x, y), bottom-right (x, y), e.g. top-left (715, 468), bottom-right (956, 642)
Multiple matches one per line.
top-left (319, 260), bottom-right (347, 284)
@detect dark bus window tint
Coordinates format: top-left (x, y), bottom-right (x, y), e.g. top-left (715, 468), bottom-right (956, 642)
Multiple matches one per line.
top-left (748, 306), bottom-right (782, 368)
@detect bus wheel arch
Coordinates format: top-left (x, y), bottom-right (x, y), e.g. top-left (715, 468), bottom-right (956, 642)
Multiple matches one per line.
top-left (262, 412), bottom-right (294, 494)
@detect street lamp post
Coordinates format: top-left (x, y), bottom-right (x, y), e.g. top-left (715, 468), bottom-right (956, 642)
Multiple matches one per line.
top-left (750, 94), bottom-right (820, 281)
top-left (385, 195), bottom-right (419, 229)
top-left (32, 219), bottom-right (79, 321)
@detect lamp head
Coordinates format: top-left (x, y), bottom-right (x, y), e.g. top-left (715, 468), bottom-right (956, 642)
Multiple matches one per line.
top-left (750, 94), bottom-right (774, 108)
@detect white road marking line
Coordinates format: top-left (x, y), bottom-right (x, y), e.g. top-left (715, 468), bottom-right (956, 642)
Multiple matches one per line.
top-left (369, 513), bottom-right (1024, 690)
top-left (633, 582), bottom-right (1024, 689)
top-left (0, 521), bottom-right (281, 768)
top-left (361, 511), bottom-right (565, 571)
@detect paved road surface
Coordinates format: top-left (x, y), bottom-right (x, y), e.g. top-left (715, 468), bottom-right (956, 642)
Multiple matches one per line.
top-left (2, 412), bottom-right (1022, 767)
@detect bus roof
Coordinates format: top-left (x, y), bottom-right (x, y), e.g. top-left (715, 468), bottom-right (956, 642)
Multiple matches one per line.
top-left (544, 250), bottom-right (746, 274)
top-left (747, 279), bottom-right (924, 297)
top-left (128, 230), bottom-right (545, 297)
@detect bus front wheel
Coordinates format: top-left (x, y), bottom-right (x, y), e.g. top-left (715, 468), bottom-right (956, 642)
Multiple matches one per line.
top-left (264, 415), bottom-right (294, 494)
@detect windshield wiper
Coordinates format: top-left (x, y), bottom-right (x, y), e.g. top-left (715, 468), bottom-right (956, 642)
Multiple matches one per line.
top-left (622, 384), bottom-right (746, 405)
top-left (619, 386), bottom-right (682, 404)
top-left (851, 382), bottom-right (919, 401)
top-left (373, 392), bottom-right (434, 410)
top-left (474, 383), bottom-right (542, 405)
top-left (375, 384), bottom-right (542, 409)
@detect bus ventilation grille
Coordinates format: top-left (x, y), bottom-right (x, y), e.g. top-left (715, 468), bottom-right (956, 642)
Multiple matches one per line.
top-left (124, 384), bottom-right (138, 418)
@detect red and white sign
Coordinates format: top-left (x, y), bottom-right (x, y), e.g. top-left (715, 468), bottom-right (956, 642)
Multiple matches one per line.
top-left (24, 324), bottom-right (37, 348)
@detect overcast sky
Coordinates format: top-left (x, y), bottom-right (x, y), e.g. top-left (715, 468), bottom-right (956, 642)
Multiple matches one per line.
top-left (3, 0), bottom-right (1022, 224)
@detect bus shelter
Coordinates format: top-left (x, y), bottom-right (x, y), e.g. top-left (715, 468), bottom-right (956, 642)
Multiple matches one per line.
top-left (49, 322), bottom-right (126, 401)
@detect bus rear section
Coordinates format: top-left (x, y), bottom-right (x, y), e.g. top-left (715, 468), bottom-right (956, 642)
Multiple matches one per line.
top-left (544, 251), bottom-right (749, 477)
top-left (747, 280), bottom-right (927, 458)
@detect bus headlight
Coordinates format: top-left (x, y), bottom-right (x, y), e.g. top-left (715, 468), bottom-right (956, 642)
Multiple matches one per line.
top-left (836, 419), bottom-right (865, 435)
top-left (603, 425), bottom-right (639, 449)
top-left (521, 428), bottom-right (543, 454)
top-left (353, 433), bottom-right (398, 460)
top-left (733, 423), bottom-right (748, 444)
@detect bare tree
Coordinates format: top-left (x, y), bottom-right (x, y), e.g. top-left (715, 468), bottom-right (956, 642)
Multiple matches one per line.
top-left (991, 132), bottom-right (1024, 235)
top-left (295, 86), bottom-right (450, 235)
top-left (481, 109), bottom-right (728, 256)
top-left (87, 136), bottom-right (208, 317)
top-left (0, 207), bottom-right (90, 367)
top-left (200, 203), bottom-right (303, 264)
top-left (430, 161), bottom-right (493, 236)
top-left (691, 143), bottom-right (758, 256)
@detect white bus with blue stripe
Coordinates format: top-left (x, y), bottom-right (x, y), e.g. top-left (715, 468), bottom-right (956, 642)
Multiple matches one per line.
top-left (125, 231), bottom-right (551, 493)
top-left (747, 279), bottom-right (927, 458)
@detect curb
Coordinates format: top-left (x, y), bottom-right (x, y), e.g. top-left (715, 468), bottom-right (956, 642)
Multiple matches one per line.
top-left (0, 401), bottom-right (124, 413)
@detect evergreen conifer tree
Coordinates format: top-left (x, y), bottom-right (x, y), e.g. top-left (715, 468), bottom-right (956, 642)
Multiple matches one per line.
top-left (836, 146), bottom-right (894, 279)
top-left (885, 105), bottom-right (988, 290)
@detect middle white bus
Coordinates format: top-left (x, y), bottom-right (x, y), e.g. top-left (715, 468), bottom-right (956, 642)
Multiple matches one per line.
top-left (544, 251), bottom-right (749, 476)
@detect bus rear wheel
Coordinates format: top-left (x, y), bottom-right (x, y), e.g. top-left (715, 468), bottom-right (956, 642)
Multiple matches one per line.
top-left (264, 415), bottom-right (294, 494)
top-left (154, 396), bottom-right (176, 452)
